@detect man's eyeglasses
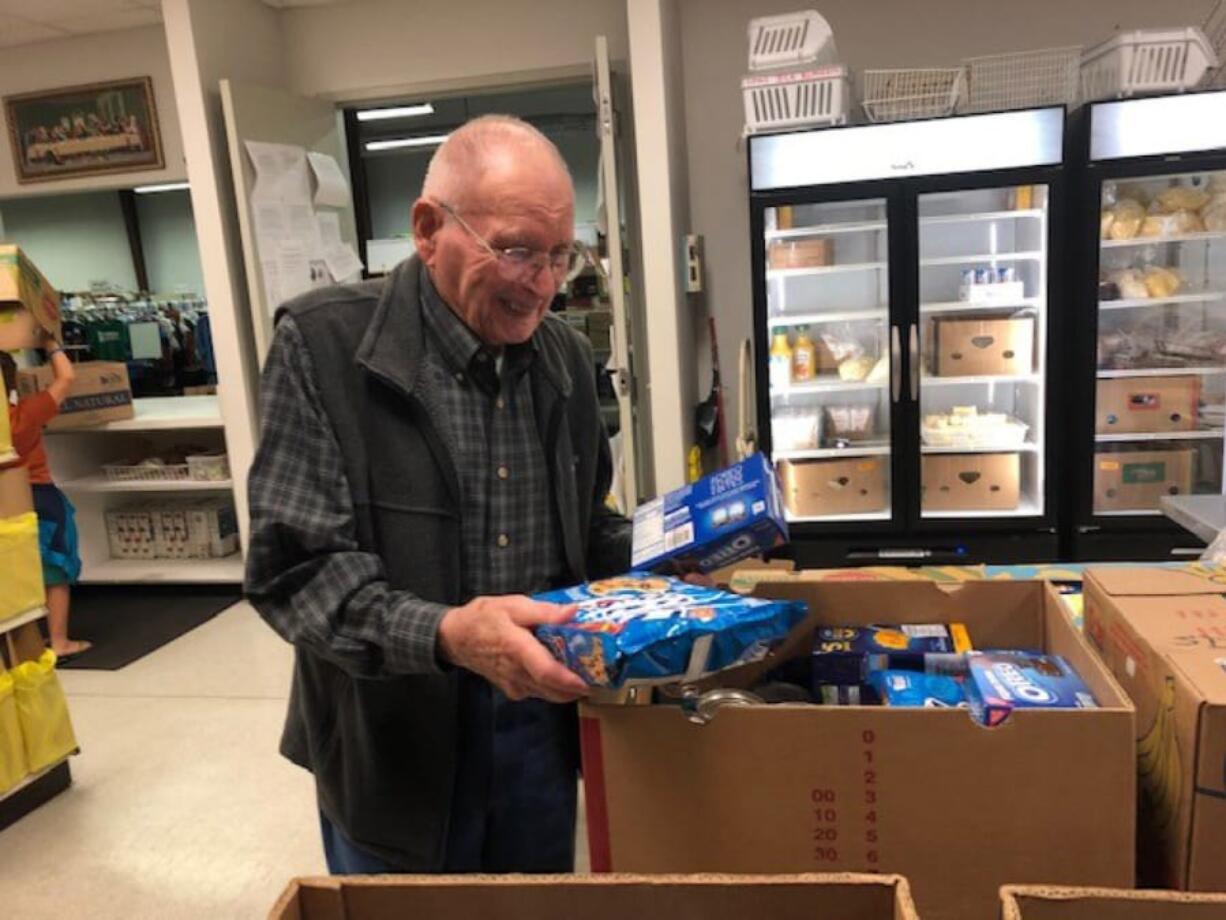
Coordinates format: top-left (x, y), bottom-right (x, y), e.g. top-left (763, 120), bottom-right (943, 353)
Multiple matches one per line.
top-left (438, 201), bottom-right (595, 284)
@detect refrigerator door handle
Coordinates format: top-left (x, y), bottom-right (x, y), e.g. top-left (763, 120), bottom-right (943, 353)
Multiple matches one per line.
top-left (908, 323), bottom-right (920, 401)
top-left (890, 325), bottom-right (902, 402)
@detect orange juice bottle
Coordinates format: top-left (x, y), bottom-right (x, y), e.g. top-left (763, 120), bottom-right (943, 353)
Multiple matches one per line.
top-left (791, 325), bottom-right (817, 382)
top-left (769, 327), bottom-right (793, 390)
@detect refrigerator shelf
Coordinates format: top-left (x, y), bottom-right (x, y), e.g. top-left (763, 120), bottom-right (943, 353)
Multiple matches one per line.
top-left (1101, 230), bottom-right (1226, 249)
top-left (1095, 429), bottom-right (1225, 442)
top-left (786, 510), bottom-right (893, 523)
top-left (1097, 367), bottom-right (1226, 378)
top-left (772, 379), bottom-right (887, 396)
top-left (919, 208), bottom-right (1044, 226)
top-left (1094, 509), bottom-right (1165, 517)
top-left (921, 442), bottom-right (1040, 454)
top-left (766, 219), bottom-right (887, 240)
top-left (922, 374), bottom-right (1042, 386)
top-left (923, 498), bottom-right (1042, 519)
top-left (921, 297), bottom-right (1041, 315)
top-left (919, 251), bottom-right (1044, 267)
top-left (774, 446), bottom-right (892, 460)
top-left (1099, 291), bottom-right (1226, 310)
top-left (768, 308), bottom-right (887, 326)
top-left (767, 260), bottom-right (887, 279)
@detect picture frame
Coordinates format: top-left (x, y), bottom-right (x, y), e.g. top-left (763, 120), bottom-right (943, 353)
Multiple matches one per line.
top-left (4, 76), bottom-right (165, 184)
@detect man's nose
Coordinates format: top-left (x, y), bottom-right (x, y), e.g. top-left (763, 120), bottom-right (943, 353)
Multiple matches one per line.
top-left (526, 260), bottom-right (559, 299)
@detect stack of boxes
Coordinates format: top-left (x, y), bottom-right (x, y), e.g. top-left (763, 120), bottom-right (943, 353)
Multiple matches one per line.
top-left (106, 498), bottom-right (239, 561)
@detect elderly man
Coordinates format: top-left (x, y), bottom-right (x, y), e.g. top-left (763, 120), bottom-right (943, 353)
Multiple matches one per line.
top-left (246, 114), bottom-right (631, 874)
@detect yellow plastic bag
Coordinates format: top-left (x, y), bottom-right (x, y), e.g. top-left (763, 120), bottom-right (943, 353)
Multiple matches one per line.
top-left (12, 650), bottom-right (77, 773)
top-left (0, 670), bottom-right (28, 793)
top-left (0, 512), bottom-right (44, 621)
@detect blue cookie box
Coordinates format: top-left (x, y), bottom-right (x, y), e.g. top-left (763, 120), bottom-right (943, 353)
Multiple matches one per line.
top-left (630, 453), bottom-right (788, 574)
top-left (964, 651), bottom-right (1098, 727)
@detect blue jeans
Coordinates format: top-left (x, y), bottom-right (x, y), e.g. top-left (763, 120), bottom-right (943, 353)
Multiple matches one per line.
top-left (320, 672), bottom-right (577, 875)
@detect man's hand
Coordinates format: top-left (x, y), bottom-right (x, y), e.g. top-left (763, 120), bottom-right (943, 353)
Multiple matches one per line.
top-left (437, 595), bottom-right (590, 703)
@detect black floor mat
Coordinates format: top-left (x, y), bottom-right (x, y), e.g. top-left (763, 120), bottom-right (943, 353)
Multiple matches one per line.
top-left (52, 585), bottom-right (243, 671)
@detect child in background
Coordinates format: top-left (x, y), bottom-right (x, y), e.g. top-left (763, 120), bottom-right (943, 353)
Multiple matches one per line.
top-left (2, 331), bottom-right (90, 658)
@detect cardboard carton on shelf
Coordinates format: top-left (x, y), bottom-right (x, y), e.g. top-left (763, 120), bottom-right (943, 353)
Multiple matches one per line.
top-left (1096, 375), bottom-right (1200, 434)
top-left (768, 237), bottom-right (833, 269)
top-left (580, 578), bottom-right (1135, 920)
top-left (1083, 566), bottom-right (1226, 891)
top-left (1093, 448), bottom-right (1194, 513)
top-left (269, 873), bottom-right (920, 920)
top-left (921, 452), bottom-right (1020, 511)
top-left (777, 456), bottom-right (888, 517)
top-left (0, 244), bottom-right (61, 350)
top-left (1001, 885), bottom-right (1226, 919)
top-left (934, 316), bottom-right (1034, 376)
top-left (18, 361), bottom-right (133, 430)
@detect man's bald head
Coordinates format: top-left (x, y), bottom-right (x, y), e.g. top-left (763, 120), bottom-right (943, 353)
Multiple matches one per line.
top-left (421, 114), bottom-right (572, 213)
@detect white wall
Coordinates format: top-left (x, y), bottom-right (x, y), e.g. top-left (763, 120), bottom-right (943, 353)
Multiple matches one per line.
top-left (679, 0), bottom-right (1220, 453)
top-left (136, 189), bottom-right (206, 295)
top-left (0, 192), bottom-right (138, 292)
top-left (0, 26), bottom-right (186, 198)
top-left (280, 0), bottom-right (629, 102)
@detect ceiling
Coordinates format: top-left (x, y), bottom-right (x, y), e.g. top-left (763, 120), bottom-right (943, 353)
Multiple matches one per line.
top-left (0, 0), bottom-right (352, 50)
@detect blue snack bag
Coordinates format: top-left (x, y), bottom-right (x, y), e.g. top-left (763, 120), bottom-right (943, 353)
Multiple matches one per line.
top-left (964, 650), bottom-right (1099, 727)
top-left (867, 670), bottom-right (966, 708)
top-left (533, 574), bottom-right (807, 688)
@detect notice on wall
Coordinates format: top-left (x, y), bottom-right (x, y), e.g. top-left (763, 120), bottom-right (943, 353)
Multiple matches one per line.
top-left (307, 151), bottom-right (351, 208)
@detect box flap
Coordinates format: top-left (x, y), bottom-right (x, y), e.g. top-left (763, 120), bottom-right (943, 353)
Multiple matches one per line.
top-left (1086, 567), bottom-right (1226, 598)
top-left (1001, 884), bottom-right (1226, 920)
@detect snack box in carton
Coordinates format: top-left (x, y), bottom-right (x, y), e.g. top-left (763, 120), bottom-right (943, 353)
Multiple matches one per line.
top-left (18, 361), bottom-right (133, 429)
top-left (806, 623), bottom-right (972, 687)
top-left (0, 245), bottom-right (60, 350)
top-left (963, 650), bottom-right (1098, 727)
top-left (631, 453), bottom-right (787, 574)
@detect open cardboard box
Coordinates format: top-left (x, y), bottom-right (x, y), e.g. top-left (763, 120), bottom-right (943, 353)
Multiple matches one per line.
top-left (1083, 567), bottom-right (1226, 891)
top-left (580, 579), bottom-right (1135, 920)
top-left (17, 361), bottom-right (133, 429)
top-left (0, 244), bottom-right (61, 350)
top-left (1000, 884), bottom-right (1226, 919)
top-left (268, 873), bottom-right (920, 920)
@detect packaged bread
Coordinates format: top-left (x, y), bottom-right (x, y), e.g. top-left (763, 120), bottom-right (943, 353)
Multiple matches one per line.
top-left (1201, 194), bottom-right (1226, 232)
top-left (1110, 268), bottom-right (1150, 300)
top-left (838, 355), bottom-right (875, 382)
top-left (1142, 265), bottom-right (1183, 299)
top-left (1100, 210), bottom-right (1115, 238)
top-left (1108, 199), bottom-right (1145, 240)
top-left (1140, 209), bottom-right (1206, 238)
top-left (1156, 185), bottom-right (1210, 213)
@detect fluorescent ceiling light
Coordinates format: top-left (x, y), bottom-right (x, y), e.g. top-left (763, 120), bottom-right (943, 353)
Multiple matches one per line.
top-left (134, 181), bottom-right (191, 194)
top-left (365, 134), bottom-right (449, 152)
top-left (357, 103), bottom-right (435, 122)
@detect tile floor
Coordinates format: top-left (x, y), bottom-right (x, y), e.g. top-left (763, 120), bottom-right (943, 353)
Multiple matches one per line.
top-left (0, 601), bottom-right (590, 918)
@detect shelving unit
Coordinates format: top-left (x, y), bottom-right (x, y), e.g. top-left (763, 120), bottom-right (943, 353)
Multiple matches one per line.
top-left (919, 208), bottom-right (1044, 225)
top-left (1095, 429), bottom-right (1225, 442)
top-left (1097, 367), bottom-right (1226, 378)
top-left (1101, 230), bottom-right (1226, 249)
top-left (1099, 291), bottom-right (1226, 310)
top-left (773, 379), bottom-right (887, 396)
top-left (766, 219), bottom-right (886, 239)
top-left (767, 308), bottom-right (886, 326)
top-left (924, 498), bottom-right (1043, 519)
top-left (921, 297), bottom-right (1040, 315)
top-left (774, 445), bottom-right (891, 460)
top-left (787, 510), bottom-right (892, 523)
top-left (919, 250), bottom-right (1043, 267)
top-left (922, 442), bottom-right (1040, 454)
top-left (78, 557), bottom-right (245, 585)
top-left (922, 374), bottom-right (1042, 387)
top-left (61, 476), bottom-right (234, 493)
top-left (767, 260), bottom-right (887, 279)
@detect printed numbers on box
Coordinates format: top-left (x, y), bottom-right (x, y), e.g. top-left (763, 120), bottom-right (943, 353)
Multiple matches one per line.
top-left (813, 848), bottom-right (839, 862)
top-left (810, 788), bottom-right (836, 804)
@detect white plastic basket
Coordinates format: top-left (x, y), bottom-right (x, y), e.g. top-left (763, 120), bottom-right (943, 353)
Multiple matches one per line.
top-left (742, 66), bottom-right (850, 133)
top-left (747, 10), bottom-right (836, 72)
top-left (187, 452), bottom-right (230, 482)
top-left (861, 68), bottom-right (964, 123)
top-left (1204, 1), bottom-right (1226, 87)
top-left (103, 462), bottom-right (191, 483)
top-left (1081, 27), bottom-right (1219, 101)
top-left (963, 46), bottom-right (1081, 113)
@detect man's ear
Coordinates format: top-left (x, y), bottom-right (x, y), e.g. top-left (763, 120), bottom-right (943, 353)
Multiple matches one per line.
top-left (411, 198), bottom-right (442, 262)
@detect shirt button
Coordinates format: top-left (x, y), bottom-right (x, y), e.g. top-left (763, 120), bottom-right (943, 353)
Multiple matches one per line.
top-left (496, 534), bottom-right (510, 548)
top-left (497, 465), bottom-right (509, 480)
top-left (495, 397), bottom-right (505, 410)
top-left (453, 372), bottom-right (465, 384)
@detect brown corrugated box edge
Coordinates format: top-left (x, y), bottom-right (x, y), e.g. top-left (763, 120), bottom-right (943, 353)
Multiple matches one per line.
top-left (1001, 883), bottom-right (1226, 919)
top-left (269, 872), bottom-right (920, 920)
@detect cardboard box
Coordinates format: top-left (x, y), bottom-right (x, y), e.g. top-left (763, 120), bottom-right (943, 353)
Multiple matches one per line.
top-left (185, 497), bottom-right (239, 558)
top-left (935, 317), bottom-right (1034, 376)
top-left (269, 873), bottom-right (920, 920)
top-left (0, 245), bottom-right (60, 350)
top-left (768, 237), bottom-right (833, 269)
top-left (631, 454), bottom-right (788, 573)
top-left (1083, 566), bottom-right (1226, 890)
top-left (778, 456), bottom-right (888, 517)
top-left (1001, 884), bottom-right (1226, 919)
top-left (1096, 376), bottom-right (1200, 434)
top-left (18, 361), bottom-right (133, 430)
top-left (0, 465), bottom-right (32, 518)
top-left (580, 579), bottom-right (1135, 920)
top-left (106, 503), bottom-right (157, 560)
top-left (921, 452), bottom-right (1020, 511)
top-left (1093, 449), bottom-right (1194, 513)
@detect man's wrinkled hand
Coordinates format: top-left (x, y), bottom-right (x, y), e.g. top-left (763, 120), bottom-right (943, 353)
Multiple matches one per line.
top-left (437, 595), bottom-right (589, 703)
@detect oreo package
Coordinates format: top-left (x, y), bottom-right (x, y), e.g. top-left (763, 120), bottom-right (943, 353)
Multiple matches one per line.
top-left (811, 623), bottom-right (972, 687)
top-left (868, 670), bottom-right (966, 708)
top-left (533, 574), bottom-right (807, 688)
top-left (964, 650), bottom-right (1098, 727)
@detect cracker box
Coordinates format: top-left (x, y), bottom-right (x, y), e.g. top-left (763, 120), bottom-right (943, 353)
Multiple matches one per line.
top-left (807, 623), bottom-right (972, 687)
top-left (963, 651), bottom-right (1098, 727)
top-left (631, 453), bottom-right (787, 574)
top-left (0, 245), bottom-right (60, 350)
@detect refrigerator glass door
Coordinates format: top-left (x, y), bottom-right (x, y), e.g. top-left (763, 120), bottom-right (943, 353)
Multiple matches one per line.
top-left (1094, 169), bottom-right (1226, 516)
top-left (765, 197), bottom-right (892, 523)
top-left (916, 184), bottom-right (1049, 519)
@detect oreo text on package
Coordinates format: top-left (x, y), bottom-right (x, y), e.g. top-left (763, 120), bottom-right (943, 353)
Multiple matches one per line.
top-left (630, 453), bottom-right (788, 574)
top-left (964, 650), bottom-right (1098, 727)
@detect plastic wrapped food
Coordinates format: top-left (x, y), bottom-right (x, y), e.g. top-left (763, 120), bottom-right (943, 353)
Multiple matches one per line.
top-left (1202, 194), bottom-right (1226, 232)
top-left (1142, 266), bottom-right (1183, 299)
top-left (1109, 268), bottom-right (1149, 300)
top-left (866, 354), bottom-right (890, 384)
top-left (534, 575), bottom-right (807, 688)
top-left (1108, 199), bottom-right (1145, 240)
top-left (868, 670), bottom-right (966, 708)
top-left (838, 356), bottom-right (875, 381)
top-left (1156, 185), bottom-right (1210, 213)
top-left (1100, 210), bottom-right (1115, 239)
top-left (1140, 209), bottom-right (1205, 238)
